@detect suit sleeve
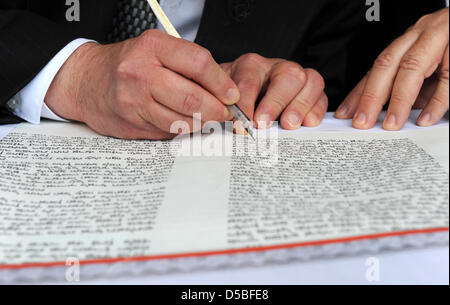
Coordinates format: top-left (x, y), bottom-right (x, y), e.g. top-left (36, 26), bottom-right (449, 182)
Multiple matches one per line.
top-left (0, 9), bottom-right (78, 124)
top-left (291, 0), bottom-right (364, 109)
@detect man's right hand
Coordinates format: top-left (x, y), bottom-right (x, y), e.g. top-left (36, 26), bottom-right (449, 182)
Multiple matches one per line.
top-left (45, 30), bottom-right (240, 140)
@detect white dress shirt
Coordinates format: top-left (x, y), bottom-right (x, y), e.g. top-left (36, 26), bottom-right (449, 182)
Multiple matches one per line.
top-left (8, 0), bottom-right (205, 123)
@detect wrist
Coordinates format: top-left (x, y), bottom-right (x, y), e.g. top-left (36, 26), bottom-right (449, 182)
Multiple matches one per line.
top-left (45, 42), bottom-right (104, 122)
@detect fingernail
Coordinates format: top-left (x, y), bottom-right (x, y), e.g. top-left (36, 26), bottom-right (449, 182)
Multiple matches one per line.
top-left (286, 112), bottom-right (300, 128)
top-left (384, 113), bottom-right (397, 128)
top-left (257, 114), bottom-right (273, 129)
top-left (226, 88), bottom-right (240, 105)
top-left (306, 114), bottom-right (320, 127)
top-left (354, 112), bottom-right (367, 126)
top-left (418, 113), bottom-right (432, 126)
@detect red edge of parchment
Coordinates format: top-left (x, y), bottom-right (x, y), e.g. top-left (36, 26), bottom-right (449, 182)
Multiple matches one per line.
top-left (1, 227), bottom-right (448, 271)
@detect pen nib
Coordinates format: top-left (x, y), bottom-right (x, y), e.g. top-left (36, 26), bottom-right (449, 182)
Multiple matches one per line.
top-left (228, 104), bottom-right (256, 141)
top-left (246, 128), bottom-right (256, 141)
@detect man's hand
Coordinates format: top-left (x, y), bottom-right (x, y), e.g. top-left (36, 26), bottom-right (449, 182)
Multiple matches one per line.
top-left (221, 54), bottom-right (328, 131)
top-left (336, 8), bottom-right (449, 130)
top-left (45, 30), bottom-right (240, 140)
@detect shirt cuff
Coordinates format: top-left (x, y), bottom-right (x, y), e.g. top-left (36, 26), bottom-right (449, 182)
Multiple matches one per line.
top-left (7, 38), bottom-right (96, 124)
top-left (41, 102), bottom-right (68, 122)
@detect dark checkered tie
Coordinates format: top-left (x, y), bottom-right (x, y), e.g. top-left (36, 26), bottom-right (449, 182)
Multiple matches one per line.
top-left (108, 0), bottom-right (159, 43)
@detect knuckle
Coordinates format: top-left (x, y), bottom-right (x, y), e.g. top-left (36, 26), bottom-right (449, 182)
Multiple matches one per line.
top-left (141, 29), bottom-right (161, 43)
top-left (405, 26), bottom-right (423, 38)
top-left (416, 14), bottom-right (432, 27)
top-left (400, 54), bottom-right (424, 73)
top-left (139, 30), bottom-right (161, 50)
top-left (280, 63), bottom-right (306, 82)
top-left (306, 69), bottom-right (325, 90)
top-left (192, 48), bottom-right (214, 75)
top-left (405, 25), bottom-right (416, 33)
top-left (116, 60), bottom-right (140, 81)
top-left (182, 93), bottom-right (200, 113)
top-left (374, 53), bottom-right (395, 69)
top-left (240, 53), bottom-right (263, 65)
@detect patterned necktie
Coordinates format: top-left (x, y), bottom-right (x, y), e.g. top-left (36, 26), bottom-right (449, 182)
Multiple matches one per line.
top-left (108, 0), bottom-right (159, 43)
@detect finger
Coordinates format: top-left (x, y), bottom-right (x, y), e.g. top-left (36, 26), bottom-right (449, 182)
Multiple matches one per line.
top-left (89, 113), bottom-right (175, 141)
top-left (254, 62), bottom-right (307, 129)
top-left (150, 31), bottom-right (240, 105)
top-left (229, 60), bottom-right (267, 121)
top-left (233, 120), bottom-right (249, 136)
top-left (418, 46), bottom-right (449, 127)
top-left (413, 75), bottom-right (438, 109)
top-left (336, 75), bottom-right (368, 119)
top-left (278, 69), bottom-right (324, 130)
top-left (303, 92), bottom-right (329, 127)
top-left (384, 31), bottom-right (449, 130)
top-left (151, 68), bottom-right (230, 123)
top-left (228, 62), bottom-right (266, 135)
top-left (352, 30), bottom-right (421, 129)
top-left (134, 125), bottom-right (175, 140)
top-left (140, 98), bottom-right (200, 134)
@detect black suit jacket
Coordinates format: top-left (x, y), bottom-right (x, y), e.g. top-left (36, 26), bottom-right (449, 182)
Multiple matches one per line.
top-left (0, 0), bottom-right (445, 124)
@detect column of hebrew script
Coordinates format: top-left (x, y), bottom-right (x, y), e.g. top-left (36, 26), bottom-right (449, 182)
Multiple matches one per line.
top-left (0, 122), bottom-right (448, 266)
top-left (227, 132), bottom-right (449, 247)
top-left (0, 125), bottom-right (178, 264)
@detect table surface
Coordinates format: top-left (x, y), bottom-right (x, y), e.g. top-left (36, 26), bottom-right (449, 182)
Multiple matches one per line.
top-left (57, 246), bottom-right (448, 285)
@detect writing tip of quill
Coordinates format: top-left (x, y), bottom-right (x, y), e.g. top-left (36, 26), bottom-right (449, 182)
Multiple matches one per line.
top-left (246, 128), bottom-right (256, 141)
